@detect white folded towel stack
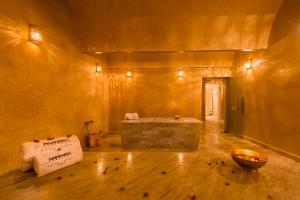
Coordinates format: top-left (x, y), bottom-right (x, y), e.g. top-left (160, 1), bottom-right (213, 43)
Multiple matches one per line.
top-left (125, 113), bottom-right (139, 120)
top-left (19, 135), bottom-right (83, 177)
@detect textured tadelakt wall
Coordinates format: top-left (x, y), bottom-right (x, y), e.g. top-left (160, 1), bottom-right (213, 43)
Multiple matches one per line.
top-left (235, 0), bottom-right (300, 157)
top-left (0, 0), bottom-right (108, 175)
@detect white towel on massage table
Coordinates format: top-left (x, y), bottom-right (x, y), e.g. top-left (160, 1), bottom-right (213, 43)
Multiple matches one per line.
top-left (125, 113), bottom-right (139, 120)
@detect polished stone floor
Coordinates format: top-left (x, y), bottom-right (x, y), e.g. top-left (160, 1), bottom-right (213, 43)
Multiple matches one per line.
top-left (0, 119), bottom-right (299, 200)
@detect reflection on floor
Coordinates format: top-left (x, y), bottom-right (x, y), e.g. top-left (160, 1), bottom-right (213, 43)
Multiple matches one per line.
top-left (0, 120), bottom-right (299, 200)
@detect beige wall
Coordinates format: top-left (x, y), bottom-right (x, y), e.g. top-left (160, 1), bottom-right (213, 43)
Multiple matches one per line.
top-left (0, 0), bottom-right (108, 175)
top-left (105, 52), bottom-right (233, 131)
top-left (231, 0), bottom-right (300, 157)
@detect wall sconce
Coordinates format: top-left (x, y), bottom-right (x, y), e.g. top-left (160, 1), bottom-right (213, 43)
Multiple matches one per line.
top-left (127, 71), bottom-right (132, 78)
top-left (244, 60), bottom-right (252, 70)
top-left (96, 64), bottom-right (102, 73)
top-left (178, 70), bottom-right (184, 79)
top-left (29, 24), bottom-right (42, 44)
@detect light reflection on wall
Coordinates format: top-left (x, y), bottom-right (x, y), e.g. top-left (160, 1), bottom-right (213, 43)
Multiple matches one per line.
top-left (0, 13), bottom-right (23, 48)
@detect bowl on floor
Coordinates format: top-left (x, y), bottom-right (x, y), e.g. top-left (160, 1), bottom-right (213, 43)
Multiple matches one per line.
top-left (231, 149), bottom-right (267, 170)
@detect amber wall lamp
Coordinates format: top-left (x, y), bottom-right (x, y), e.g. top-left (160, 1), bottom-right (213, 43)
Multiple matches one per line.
top-left (96, 63), bottom-right (102, 73)
top-left (127, 71), bottom-right (132, 78)
top-left (178, 70), bottom-right (184, 79)
top-left (29, 24), bottom-right (42, 44)
top-left (244, 60), bottom-right (252, 70)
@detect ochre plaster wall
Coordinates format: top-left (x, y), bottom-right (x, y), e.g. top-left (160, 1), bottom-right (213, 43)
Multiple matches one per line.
top-left (235, 0), bottom-right (300, 157)
top-left (105, 52), bottom-right (234, 131)
top-left (0, 0), bottom-right (108, 175)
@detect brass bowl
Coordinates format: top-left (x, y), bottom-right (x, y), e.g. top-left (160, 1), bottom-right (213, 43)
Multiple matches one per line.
top-left (174, 115), bottom-right (181, 119)
top-left (231, 149), bottom-right (267, 170)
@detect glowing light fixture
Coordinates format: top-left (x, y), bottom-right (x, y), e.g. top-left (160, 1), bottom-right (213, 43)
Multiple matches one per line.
top-left (95, 51), bottom-right (102, 54)
top-left (243, 49), bottom-right (253, 52)
top-left (178, 70), bottom-right (184, 79)
top-left (127, 71), bottom-right (132, 78)
top-left (244, 60), bottom-right (252, 70)
top-left (96, 64), bottom-right (102, 73)
top-left (29, 24), bottom-right (42, 44)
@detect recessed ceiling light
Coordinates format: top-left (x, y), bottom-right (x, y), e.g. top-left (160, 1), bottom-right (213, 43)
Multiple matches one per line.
top-left (95, 51), bottom-right (102, 54)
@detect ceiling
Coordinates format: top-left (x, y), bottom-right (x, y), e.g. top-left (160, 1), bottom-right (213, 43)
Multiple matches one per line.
top-left (68, 0), bottom-right (283, 53)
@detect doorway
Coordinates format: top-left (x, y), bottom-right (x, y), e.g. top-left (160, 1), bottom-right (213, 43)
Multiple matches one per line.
top-left (202, 77), bottom-right (230, 132)
top-left (205, 83), bottom-right (222, 120)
